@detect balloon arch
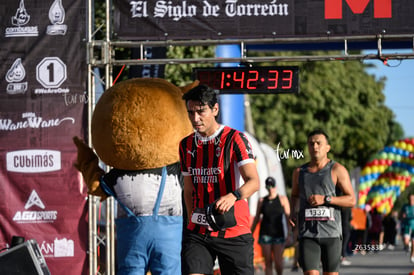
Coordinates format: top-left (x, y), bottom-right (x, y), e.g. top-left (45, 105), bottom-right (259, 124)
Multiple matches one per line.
top-left (358, 138), bottom-right (414, 214)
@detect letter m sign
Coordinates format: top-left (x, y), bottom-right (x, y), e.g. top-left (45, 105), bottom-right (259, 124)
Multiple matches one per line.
top-left (325, 0), bottom-right (392, 19)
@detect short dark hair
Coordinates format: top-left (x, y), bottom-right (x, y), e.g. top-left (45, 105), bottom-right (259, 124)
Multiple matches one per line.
top-left (307, 128), bottom-right (330, 144)
top-left (182, 84), bottom-right (219, 109)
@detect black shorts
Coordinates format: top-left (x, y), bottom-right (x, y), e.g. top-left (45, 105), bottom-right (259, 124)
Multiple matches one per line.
top-left (181, 231), bottom-right (254, 275)
top-left (299, 237), bottom-right (342, 272)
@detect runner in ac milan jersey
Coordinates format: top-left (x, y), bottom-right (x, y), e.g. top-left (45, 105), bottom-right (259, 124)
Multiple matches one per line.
top-left (179, 84), bottom-right (260, 275)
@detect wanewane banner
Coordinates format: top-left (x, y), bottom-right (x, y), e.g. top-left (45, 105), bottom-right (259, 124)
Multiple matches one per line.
top-left (114, 0), bottom-right (413, 40)
top-left (0, 0), bottom-right (88, 274)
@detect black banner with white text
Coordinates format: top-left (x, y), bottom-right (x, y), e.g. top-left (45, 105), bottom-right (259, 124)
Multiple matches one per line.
top-left (114, 0), bottom-right (413, 40)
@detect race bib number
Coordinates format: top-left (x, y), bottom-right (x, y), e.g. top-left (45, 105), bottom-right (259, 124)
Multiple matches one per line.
top-left (191, 208), bottom-right (213, 230)
top-left (305, 207), bottom-right (334, 221)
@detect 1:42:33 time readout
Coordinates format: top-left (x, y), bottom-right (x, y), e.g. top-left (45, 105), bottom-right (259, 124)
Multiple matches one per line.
top-left (219, 69), bottom-right (294, 90)
top-left (193, 66), bottom-right (299, 93)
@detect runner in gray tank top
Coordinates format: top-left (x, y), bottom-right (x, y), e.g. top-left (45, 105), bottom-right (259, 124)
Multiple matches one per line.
top-left (290, 129), bottom-right (355, 275)
top-left (298, 160), bottom-right (342, 239)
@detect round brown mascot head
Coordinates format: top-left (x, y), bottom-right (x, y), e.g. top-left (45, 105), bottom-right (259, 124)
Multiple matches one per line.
top-left (91, 78), bottom-right (196, 170)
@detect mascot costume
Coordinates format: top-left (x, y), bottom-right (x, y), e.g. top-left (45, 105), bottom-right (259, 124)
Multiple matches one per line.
top-left (73, 78), bottom-right (197, 275)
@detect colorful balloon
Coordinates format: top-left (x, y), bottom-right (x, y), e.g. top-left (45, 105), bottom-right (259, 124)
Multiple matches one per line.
top-left (358, 138), bottom-right (414, 215)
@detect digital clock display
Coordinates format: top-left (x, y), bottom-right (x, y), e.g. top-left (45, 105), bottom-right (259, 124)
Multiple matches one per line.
top-left (193, 66), bottom-right (299, 94)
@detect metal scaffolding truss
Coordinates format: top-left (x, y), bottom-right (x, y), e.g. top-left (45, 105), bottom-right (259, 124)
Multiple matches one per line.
top-left (85, 1), bottom-right (414, 275)
top-left (88, 34), bottom-right (414, 67)
top-left (86, 1), bottom-right (414, 90)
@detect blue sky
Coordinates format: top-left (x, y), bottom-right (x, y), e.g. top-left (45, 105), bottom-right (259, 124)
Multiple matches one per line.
top-left (364, 51), bottom-right (414, 138)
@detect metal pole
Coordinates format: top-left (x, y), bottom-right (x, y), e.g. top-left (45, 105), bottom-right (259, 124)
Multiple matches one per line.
top-left (244, 95), bottom-right (255, 135)
top-left (88, 195), bottom-right (98, 275)
top-left (105, 197), bottom-right (115, 275)
top-left (110, 198), bottom-right (116, 275)
top-left (105, 0), bottom-right (112, 88)
top-left (87, 0), bottom-right (97, 274)
top-left (87, 0), bottom-right (94, 147)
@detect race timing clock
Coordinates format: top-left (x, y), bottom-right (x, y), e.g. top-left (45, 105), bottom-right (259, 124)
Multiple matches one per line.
top-left (193, 66), bottom-right (299, 94)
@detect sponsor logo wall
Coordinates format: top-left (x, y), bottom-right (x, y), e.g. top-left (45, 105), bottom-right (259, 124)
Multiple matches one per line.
top-left (0, 0), bottom-right (88, 274)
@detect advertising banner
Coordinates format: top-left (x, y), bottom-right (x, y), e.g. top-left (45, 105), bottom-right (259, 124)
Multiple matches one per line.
top-left (114, 0), bottom-right (413, 41)
top-left (0, 0), bottom-right (88, 274)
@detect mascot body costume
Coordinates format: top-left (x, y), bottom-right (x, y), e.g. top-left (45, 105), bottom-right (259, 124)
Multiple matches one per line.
top-left (74, 78), bottom-right (196, 275)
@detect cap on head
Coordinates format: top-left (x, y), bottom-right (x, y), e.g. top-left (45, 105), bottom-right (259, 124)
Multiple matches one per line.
top-left (265, 177), bottom-right (276, 188)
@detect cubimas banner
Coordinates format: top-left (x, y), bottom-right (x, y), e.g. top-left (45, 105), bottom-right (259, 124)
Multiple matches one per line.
top-left (114, 0), bottom-right (414, 40)
top-left (0, 0), bottom-right (88, 274)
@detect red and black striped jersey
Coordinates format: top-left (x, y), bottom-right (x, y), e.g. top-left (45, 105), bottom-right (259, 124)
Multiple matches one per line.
top-left (179, 125), bottom-right (256, 238)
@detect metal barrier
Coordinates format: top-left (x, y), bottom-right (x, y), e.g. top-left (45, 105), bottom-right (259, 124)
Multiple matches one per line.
top-left (88, 195), bottom-right (116, 275)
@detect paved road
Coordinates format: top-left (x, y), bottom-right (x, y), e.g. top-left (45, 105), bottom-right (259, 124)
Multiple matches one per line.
top-left (255, 243), bottom-right (414, 275)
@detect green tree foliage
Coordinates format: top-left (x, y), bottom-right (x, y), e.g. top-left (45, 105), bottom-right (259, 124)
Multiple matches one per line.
top-left (249, 52), bottom-right (402, 189)
top-left (165, 46), bottom-right (215, 86)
